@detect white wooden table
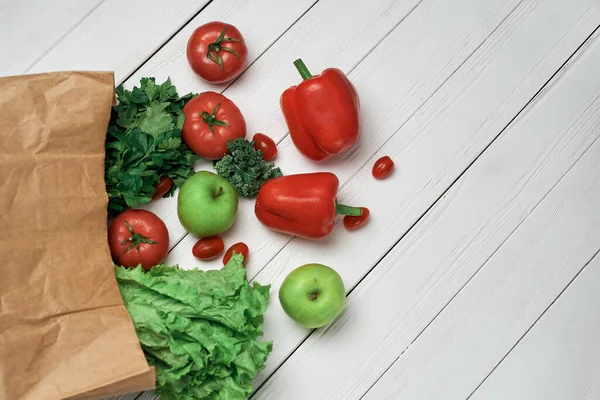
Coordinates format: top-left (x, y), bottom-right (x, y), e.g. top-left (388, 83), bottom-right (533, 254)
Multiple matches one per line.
top-left (3, 0), bottom-right (600, 399)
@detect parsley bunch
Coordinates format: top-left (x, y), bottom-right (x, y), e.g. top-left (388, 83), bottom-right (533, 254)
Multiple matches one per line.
top-left (105, 77), bottom-right (199, 214)
top-left (214, 138), bottom-right (283, 197)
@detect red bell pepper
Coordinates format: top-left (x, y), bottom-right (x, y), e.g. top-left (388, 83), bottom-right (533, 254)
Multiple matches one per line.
top-left (280, 59), bottom-right (361, 162)
top-left (254, 172), bottom-right (364, 239)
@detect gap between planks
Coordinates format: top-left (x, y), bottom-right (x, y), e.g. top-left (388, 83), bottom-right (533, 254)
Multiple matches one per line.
top-left (26, 0), bottom-right (214, 80)
top-left (22, 0), bottom-right (108, 74)
top-left (470, 249), bottom-right (600, 400)
top-left (0, 0), bottom-right (104, 76)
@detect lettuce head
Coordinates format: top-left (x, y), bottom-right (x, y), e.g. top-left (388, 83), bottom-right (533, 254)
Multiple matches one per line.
top-left (115, 253), bottom-right (272, 399)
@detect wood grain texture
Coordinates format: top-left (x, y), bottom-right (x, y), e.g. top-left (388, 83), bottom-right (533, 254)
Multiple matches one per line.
top-left (139, 0), bottom-right (427, 268)
top-left (250, 0), bottom-right (600, 397)
top-left (26, 0), bottom-right (209, 81)
top-left (0, 0), bottom-right (102, 76)
top-left (471, 253), bottom-right (600, 400)
top-left (363, 86), bottom-right (600, 399)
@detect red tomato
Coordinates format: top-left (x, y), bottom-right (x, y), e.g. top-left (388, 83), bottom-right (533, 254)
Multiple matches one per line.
top-left (187, 21), bottom-right (248, 84)
top-left (223, 242), bottom-right (249, 266)
top-left (372, 156), bottom-right (394, 179)
top-left (182, 91), bottom-right (247, 160)
top-left (343, 207), bottom-right (370, 231)
top-left (108, 209), bottom-right (169, 270)
top-left (253, 133), bottom-right (277, 161)
top-left (152, 176), bottom-right (173, 200)
top-left (192, 236), bottom-right (225, 260)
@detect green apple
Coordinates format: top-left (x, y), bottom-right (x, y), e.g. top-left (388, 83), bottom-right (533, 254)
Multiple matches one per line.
top-left (279, 263), bottom-right (346, 329)
top-left (177, 171), bottom-right (238, 237)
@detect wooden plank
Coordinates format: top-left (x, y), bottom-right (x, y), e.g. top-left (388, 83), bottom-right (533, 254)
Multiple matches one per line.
top-left (250, 1), bottom-right (600, 397)
top-left (139, 0), bottom-right (428, 266)
top-left (363, 123), bottom-right (600, 399)
top-left (164, 0), bottom-right (527, 277)
top-left (470, 253), bottom-right (600, 400)
top-left (0, 0), bottom-right (102, 76)
top-left (26, 0), bottom-right (210, 81)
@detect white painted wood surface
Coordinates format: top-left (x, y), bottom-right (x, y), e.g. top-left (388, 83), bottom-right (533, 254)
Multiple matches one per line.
top-left (26, 0), bottom-right (210, 81)
top-left (252, 7), bottom-right (600, 398)
top-left (363, 100), bottom-right (600, 399)
top-left (470, 253), bottom-right (600, 400)
top-left (251, 0), bottom-right (600, 394)
top-left (0, 0), bottom-right (101, 76)
top-left (2, 0), bottom-right (600, 399)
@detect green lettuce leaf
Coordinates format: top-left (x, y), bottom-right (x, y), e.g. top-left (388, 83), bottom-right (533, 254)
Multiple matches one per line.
top-left (115, 254), bottom-right (272, 400)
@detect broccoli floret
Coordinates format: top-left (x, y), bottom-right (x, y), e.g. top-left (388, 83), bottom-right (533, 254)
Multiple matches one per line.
top-left (213, 138), bottom-right (283, 197)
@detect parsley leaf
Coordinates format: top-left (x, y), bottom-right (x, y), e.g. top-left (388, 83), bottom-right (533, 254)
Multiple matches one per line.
top-left (105, 77), bottom-right (199, 214)
top-left (136, 102), bottom-right (174, 136)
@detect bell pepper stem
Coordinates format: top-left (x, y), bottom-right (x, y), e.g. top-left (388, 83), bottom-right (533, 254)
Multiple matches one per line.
top-left (294, 58), bottom-right (313, 80)
top-left (335, 202), bottom-right (363, 216)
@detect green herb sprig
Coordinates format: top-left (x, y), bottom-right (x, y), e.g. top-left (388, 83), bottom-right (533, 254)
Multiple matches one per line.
top-left (105, 77), bottom-right (199, 214)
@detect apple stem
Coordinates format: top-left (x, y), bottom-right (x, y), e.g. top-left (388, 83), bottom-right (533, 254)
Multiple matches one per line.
top-left (308, 292), bottom-right (319, 300)
top-left (214, 186), bottom-right (223, 198)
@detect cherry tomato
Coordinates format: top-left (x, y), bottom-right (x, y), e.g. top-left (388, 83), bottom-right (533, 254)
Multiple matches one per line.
top-left (223, 242), bottom-right (249, 265)
top-left (372, 156), bottom-right (394, 179)
top-left (187, 21), bottom-right (248, 84)
top-left (152, 176), bottom-right (173, 200)
top-left (192, 236), bottom-right (225, 260)
top-left (343, 207), bottom-right (370, 231)
top-left (182, 91), bottom-right (246, 160)
top-left (252, 133), bottom-right (277, 161)
top-left (108, 209), bottom-right (169, 270)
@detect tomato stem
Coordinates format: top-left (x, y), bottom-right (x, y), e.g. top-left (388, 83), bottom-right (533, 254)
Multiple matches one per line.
top-left (294, 58), bottom-right (313, 80)
top-left (335, 201), bottom-right (363, 216)
top-left (200, 103), bottom-right (229, 133)
top-left (207, 25), bottom-right (241, 70)
top-left (122, 221), bottom-right (157, 253)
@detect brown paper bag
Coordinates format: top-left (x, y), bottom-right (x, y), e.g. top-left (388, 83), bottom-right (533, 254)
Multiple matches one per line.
top-left (0, 71), bottom-right (155, 400)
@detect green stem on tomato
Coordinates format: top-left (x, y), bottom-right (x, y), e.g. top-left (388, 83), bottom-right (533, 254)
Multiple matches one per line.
top-left (206, 25), bottom-right (241, 70)
top-left (293, 58), bottom-right (313, 80)
top-left (200, 103), bottom-right (228, 133)
top-left (121, 221), bottom-right (157, 253)
top-left (335, 201), bottom-right (363, 216)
